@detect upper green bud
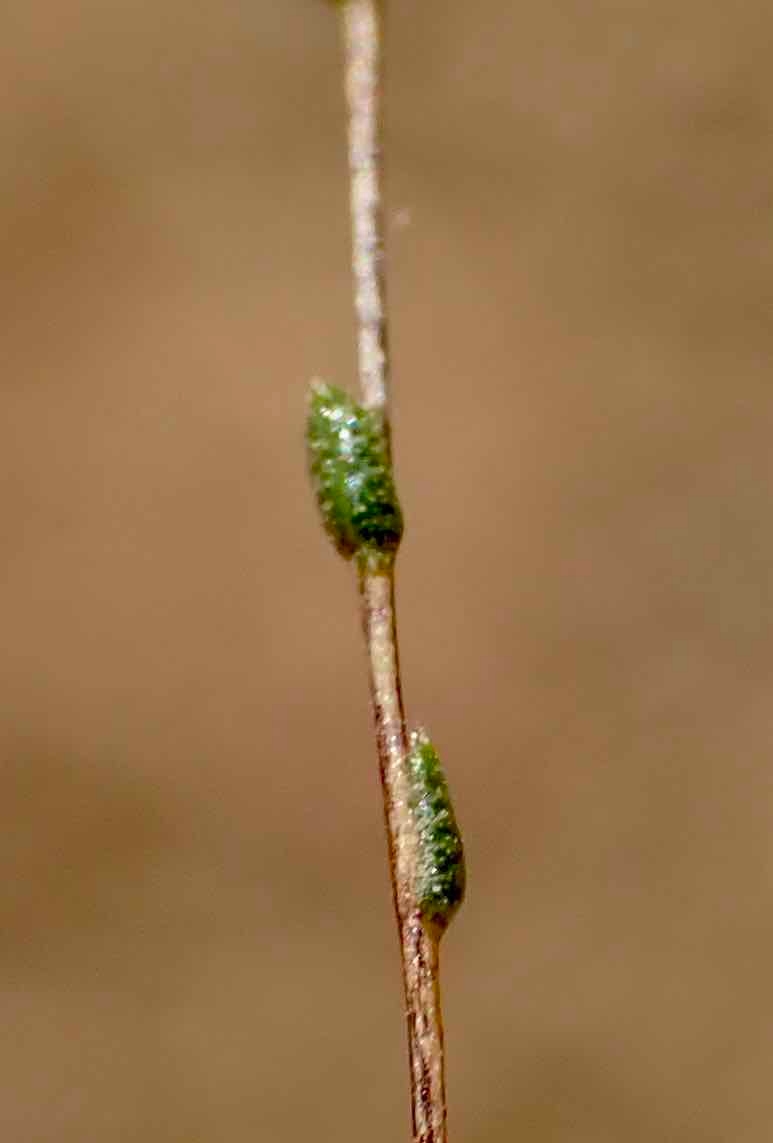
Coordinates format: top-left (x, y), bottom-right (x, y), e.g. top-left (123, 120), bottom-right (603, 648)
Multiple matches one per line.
top-left (407, 730), bottom-right (466, 933)
top-left (306, 381), bottom-right (403, 564)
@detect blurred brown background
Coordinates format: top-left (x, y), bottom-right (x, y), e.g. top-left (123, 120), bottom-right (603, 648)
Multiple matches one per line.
top-left (2, 1), bottom-right (772, 1139)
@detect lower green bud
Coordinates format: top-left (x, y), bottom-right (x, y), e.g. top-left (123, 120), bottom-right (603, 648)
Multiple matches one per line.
top-left (407, 730), bottom-right (466, 933)
top-left (306, 382), bottom-right (403, 562)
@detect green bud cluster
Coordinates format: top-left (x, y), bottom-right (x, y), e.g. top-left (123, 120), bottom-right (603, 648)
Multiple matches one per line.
top-left (306, 382), bottom-right (403, 564)
top-left (406, 730), bottom-right (466, 933)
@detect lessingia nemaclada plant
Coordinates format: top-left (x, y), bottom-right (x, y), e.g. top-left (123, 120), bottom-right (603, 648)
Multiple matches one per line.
top-left (306, 383), bottom-right (465, 934)
top-left (307, 3), bottom-right (463, 1140)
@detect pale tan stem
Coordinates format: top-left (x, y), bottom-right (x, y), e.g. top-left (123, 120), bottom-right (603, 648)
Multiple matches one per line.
top-left (341, 0), bottom-right (390, 416)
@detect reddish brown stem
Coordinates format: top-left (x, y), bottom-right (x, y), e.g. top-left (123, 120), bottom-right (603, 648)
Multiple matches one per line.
top-left (357, 564), bottom-right (448, 1143)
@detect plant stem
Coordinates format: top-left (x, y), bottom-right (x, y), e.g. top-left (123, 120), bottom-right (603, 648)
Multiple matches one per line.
top-left (358, 563), bottom-right (449, 1142)
top-left (340, 3), bottom-right (450, 1140)
top-left (341, 0), bottom-right (390, 417)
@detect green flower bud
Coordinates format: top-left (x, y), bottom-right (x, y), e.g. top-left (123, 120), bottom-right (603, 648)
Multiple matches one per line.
top-left (407, 730), bottom-right (466, 933)
top-left (306, 381), bottom-right (403, 563)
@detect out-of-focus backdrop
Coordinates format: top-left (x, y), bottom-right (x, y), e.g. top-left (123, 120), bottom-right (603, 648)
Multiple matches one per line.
top-left (2, 1), bottom-right (772, 1139)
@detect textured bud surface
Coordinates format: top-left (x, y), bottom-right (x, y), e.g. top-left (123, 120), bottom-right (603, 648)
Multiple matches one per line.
top-left (306, 381), bottom-right (403, 561)
top-left (407, 730), bottom-right (466, 932)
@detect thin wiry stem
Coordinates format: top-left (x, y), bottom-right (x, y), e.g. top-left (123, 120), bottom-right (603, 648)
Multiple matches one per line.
top-left (341, 0), bottom-right (390, 417)
top-left (339, 3), bottom-right (450, 1140)
top-left (357, 565), bottom-right (448, 1143)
